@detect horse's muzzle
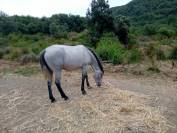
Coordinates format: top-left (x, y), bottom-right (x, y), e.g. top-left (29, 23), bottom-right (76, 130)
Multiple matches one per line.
top-left (97, 84), bottom-right (101, 87)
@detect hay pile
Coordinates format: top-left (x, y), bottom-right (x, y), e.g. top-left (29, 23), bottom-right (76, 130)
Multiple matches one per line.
top-left (0, 71), bottom-right (170, 133)
top-left (48, 81), bottom-right (169, 133)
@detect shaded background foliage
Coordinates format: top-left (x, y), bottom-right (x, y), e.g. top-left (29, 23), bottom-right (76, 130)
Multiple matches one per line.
top-left (0, 0), bottom-right (177, 65)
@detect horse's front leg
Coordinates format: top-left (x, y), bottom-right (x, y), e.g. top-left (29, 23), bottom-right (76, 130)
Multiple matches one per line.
top-left (81, 74), bottom-right (87, 95)
top-left (54, 70), bottom-right (69, 100)
top-left (85, 75), bottom-right (91, 89)
top-left (81, 65), bottom-right (88, 95)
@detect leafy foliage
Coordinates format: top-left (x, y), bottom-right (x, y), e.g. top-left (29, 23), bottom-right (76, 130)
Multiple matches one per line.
top-left (169, 46), bottom-right (177, 60)
top-left (112, 0), bottom-right (177, 27)
top-left (113, 16), bottom-right (130, 47)
top-left (86, 0), bottom-right (113, 45)
top-left (96, 33), bottom-right (141, 64)
top-left (0, 14), bottom-right (86, 37)
top-left (96, 33), bottom-right (125, 64)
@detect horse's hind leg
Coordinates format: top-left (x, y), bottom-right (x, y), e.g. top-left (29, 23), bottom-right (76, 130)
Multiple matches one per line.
top-left (54, 69), bottom-right (69, 100)
top-left (47, 80), bottom-right (56, 103)
top-left (45, 71), bottom-right (56, 103)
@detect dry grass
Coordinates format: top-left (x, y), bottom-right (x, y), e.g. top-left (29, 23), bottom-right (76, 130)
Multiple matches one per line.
top-left (47, 80), bottom-right (169, 133)
top-left (0, 62), bottom-right (173, 133)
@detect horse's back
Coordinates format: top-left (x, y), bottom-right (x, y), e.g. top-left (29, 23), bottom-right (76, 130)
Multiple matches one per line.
top-left (45, 45), bottom-right (91, 70)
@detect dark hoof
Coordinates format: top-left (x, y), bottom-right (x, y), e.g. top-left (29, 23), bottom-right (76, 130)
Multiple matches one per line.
top-left (82, 90), bottom-right (87, 95)
top-left (63, 96), bottom-right (69, 101)
top-left (50, 97), bottom-right (56, 103)
top-left (88, 86), bottom-right (92, 89)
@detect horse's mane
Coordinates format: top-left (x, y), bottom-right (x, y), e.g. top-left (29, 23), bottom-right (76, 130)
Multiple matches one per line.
top-left (87, 47), bottom-right (104, 73)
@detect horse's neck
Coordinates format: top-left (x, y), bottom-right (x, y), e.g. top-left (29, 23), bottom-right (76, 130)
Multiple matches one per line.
top-left (90, 54), bottom-right (100, 72)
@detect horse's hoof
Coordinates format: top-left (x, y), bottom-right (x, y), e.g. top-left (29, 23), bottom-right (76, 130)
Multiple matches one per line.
top-left (82, 90), bottom-right (87, 95)
top-left (88, 86), bottom-right (92, 89)
top-left (63, 96), bottom-right (69, 101)
top-left (51, 98), bottom-right (56, 103)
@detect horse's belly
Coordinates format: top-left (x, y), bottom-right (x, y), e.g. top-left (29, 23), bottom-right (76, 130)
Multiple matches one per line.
top-left (62, 63), bottom-right (82, 70)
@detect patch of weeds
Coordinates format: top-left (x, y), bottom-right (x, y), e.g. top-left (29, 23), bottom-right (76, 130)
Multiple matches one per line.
top-left (147, 67), bottom-right (160, 73)
top-left (1, 65), bottom-right (40, 76)
top-left (1, 68), bottom-right (13, 75)
top-left (14, 66), bottom-right (40, 76)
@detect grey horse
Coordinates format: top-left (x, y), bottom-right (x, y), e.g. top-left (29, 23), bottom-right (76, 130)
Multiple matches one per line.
top-left (40, 44), bottom-right (104, 103)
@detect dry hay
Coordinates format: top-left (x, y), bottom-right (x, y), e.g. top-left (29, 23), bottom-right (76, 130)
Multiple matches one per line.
top-left (0, 73), bottom-right (172, 133)
top-left (48, 81), bottom-right (169, 133)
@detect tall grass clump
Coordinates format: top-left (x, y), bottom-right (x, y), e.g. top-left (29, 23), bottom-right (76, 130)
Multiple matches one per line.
top-left (144, 24), bottom-right (157, 35)
top-left (96, 33), bottom-right (126, 64)
top-left (0, 49), bottom-right (4, 59)
top-left (128, 49), bottom-right (142, 63)
top-left (168, 46), bottom-right (177, 60)
top-left (157, 27), bottom-right (175, 38)
top-left (20, 52), bottom-right (39, 64)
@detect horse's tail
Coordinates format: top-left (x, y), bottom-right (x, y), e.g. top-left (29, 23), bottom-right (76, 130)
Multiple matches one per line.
top-left (39, 50), bottom-right (53, 81)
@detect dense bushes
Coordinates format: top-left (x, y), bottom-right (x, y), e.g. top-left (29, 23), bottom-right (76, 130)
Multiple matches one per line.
top-left (0, 49), bottom-right (4, 58)
top-left (113, 16), bottom-right (130, 47)
top-left (0, 14), bottom-right (86, 37)
top-left (96, 34), bottom-right (125, 64)
top-left (168, 46), bottom-right (177, 60)
top-left (96, 33), bottom-right (141, 64)
top-left (20, 53), bottom-right (39, 64)
top-left (0, 0), bottom-right (177, 66)
top-left (0, 32), bottom-right (90, 62)
top-left (142, 24), bottom-right (176, 37)
top-left (157, 26), bottom-right (176, 38)
top-left (86, 0), bottom-right (113, 45)
top-left (144, 24), bottom-right (157, 35)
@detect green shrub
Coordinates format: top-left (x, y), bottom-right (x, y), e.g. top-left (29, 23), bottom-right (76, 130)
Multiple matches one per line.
top-left (21, 47), bottom-right (30, 54)
top-left (145, 44), bottom-right (167, 61)
top-left (159, 38), bottom-right (173, 45)
top-left (20, 53), bottom-right (39, 64)
top-left (9, 48), bottom-right (22, 60)
top-left (49, 23), bottom-right (68, 38)
top-left (157, 26), bottom-right (175, 38)
top-left (0, 37), bottom-right (9, 47)
top-left (14, 67), bottom-right (40, 76)
top-left (168, 46), bottom-right (177, 60)
top-left (128, 34), bottom-right (138, 49)
top-left (96, 34), bottom-right (126, 64)
top-left (129, 26), bottom-right (144, 36)
top-left (0, 49), bottom-right (4, 58)
top-left (147, 67), bottom-right (160, 73)
top-left (5, 47), bottom-right (26, 60)
top-left (156, 48), bottom-right (166, 60)
top-left (32, 46), bottom-right (42, 55)
top-left (128, 49), bottom-right (141, 63)
top-left (144, 24), bottom-right (157, 35)
top-left (4, 47), bottom-right (10, 54)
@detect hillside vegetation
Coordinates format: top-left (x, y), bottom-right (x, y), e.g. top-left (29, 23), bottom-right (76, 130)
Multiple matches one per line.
top-left (112, 0), bottom-right (177, 26)
top-left (0, 0), bottom-right (177, 69)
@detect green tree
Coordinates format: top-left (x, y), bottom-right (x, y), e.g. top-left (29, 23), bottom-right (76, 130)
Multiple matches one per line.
top-left (68, 15), bottom-right (86, 32)
top-left (49, 23), bottom-right (68, 38)
top-left (113, 16), bottom-right (130, 48)
top-left (0, 16), bottom-right (17, 34)
top-left (86, 0), bottom-right (113, 45)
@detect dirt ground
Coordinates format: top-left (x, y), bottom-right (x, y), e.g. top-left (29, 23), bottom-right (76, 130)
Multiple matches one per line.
top-left (0, 60), bottom-right (177, 133)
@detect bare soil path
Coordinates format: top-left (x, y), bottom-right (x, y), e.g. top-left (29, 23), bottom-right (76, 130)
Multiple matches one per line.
top-left (0, 61), bottom-right (177, 133)
top-left (105, 73), bottom-right (177, 132)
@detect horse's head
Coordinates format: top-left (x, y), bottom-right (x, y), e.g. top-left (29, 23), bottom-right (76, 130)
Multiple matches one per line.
top-left (93, 70), bottom-right (103, 87)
